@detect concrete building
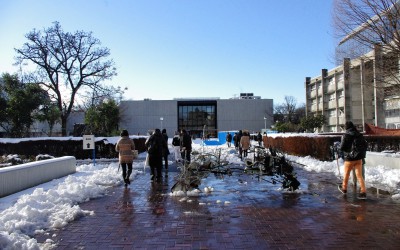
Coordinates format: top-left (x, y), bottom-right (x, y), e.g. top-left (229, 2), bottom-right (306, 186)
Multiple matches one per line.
top-left (306, 44), bottom-right (400, 132)
top-left (118, 95), bottom-right (273, 138)
top-left (0, 93), bottom-right (272, 137)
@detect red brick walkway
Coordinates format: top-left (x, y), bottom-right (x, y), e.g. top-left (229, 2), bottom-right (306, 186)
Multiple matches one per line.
top-left (35, 163), bottom-right (400, 249)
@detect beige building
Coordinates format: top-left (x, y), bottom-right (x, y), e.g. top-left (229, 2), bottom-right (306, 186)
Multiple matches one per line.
top-left (305, 44), bottom-right (400, 132)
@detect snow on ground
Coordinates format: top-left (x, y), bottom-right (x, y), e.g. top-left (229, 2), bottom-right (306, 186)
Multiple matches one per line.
top-left (0, 138), bottom-right (399, 249)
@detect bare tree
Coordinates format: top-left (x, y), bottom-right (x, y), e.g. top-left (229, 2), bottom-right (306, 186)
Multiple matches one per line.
top-left (274, 96), bottom-right (300, 124)
top-left (15, 22), bottom-right (117, 135)
top-left (333, 0), bottom-right (400, 94)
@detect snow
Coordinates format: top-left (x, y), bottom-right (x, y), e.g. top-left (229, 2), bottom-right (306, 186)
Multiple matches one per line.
top-left (0, 137), bottom-right (399, 249)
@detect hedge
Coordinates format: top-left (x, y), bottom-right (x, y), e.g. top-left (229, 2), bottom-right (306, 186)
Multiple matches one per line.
top-left (266, 134), bottom-right (399, 161)
top-left (0, 135), bottom-right (398, 162)
top-left (0, 137), bottom-right (147, 160)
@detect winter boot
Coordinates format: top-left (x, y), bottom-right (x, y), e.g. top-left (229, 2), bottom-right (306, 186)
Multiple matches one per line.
top-left (338, 185), bottom-right (347, 195)
top-left (122, 173), bottom-right (127, 186)
top-left (357, 192), bottom-right (367, 200)
top-left (127, 170), bottom-right (132, 185)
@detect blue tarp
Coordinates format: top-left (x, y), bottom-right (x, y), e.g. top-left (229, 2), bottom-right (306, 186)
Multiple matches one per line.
top-left (201, 131), bottom-right (245, 146)
top-left (202, 140), bottom-right (222, 146)
top-left (218, 131), bottom-right (238, 144)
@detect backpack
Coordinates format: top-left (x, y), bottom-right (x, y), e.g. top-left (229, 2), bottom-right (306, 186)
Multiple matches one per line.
top-left (172, 136), bottom-right (180, 146)
top-left (350, 133), bottom-right (368, 159)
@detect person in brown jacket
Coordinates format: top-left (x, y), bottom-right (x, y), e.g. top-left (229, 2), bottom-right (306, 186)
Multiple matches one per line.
top-left (115, 129), bottom-right (136, 187)
top-left (240, 131), bottom-right (251, 158)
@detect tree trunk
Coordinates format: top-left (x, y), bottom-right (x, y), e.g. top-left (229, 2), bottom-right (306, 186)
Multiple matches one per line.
top-left (61, 116), bottom-right (68, 136)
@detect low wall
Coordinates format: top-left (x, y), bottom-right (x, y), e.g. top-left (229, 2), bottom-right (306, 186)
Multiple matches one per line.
top-left (365, 152), bottom-right (400, 169)
top-left (0, 156), bottom-right (76, 198)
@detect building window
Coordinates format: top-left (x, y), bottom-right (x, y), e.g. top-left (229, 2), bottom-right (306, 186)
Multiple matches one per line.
top-left (177, 101), bottom-right (217, 137)
top-left (385, 108), bottom-right (400, 118)
top-left (328, 110), bottom-right (336, 117)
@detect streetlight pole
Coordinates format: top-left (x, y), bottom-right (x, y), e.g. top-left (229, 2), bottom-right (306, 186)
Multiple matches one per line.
top-left (160, 117), bottom-right (164, 130)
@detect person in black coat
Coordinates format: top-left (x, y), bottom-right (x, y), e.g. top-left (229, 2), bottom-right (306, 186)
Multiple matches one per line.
top-left (180, 129), bottom-right (192, 164)
top-left (226, 132), bottom-right (232, 147)
top-left (145, 128), bottom-right (167, 183)
top-left (233, 133), bottom-right (238, 150)
top-left (237, 130), bottom-right (243, 159)
top-left (256, 132), bottom-right (262, 146)
top-left (161, 129), bottom-right (170, 175)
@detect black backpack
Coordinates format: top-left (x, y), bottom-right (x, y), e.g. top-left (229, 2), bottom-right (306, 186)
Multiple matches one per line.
top-left (172, 136), bottom-right (180, 146)
top-left (350, 133), bottom-right (368, 159)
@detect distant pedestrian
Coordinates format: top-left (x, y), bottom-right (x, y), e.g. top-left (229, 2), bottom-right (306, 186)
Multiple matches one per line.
top-left (233, 132), bottom-right (239, 150)
top-left (256, 132), bottom-right (262, 147)
top-left (262, 132), bottom-right (268, 148)
top-left (338, 121), bottom-right (368, 199)
top-left (145, 128), bottom-right (167, 183)
top-left (237, 130), bottom-right (243, 159)
top-left (240, 130), bottom-right (250, 158)
top-left (172, 131), bottom-right (182, 163)
top-left (226, 132), bottom-right (232, 147)
top-left (180, 129), bottom-right (192, 163)
top-left (161, 129), bottom-right (170, 175)
top-left (115, 129), bottom-right (135, 187)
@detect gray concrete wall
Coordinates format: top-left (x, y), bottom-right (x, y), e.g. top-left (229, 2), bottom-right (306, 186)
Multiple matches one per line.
top-left (217, 99), bottom-right (273, 133)
top-left (119, 100), bottom-right (178, 136)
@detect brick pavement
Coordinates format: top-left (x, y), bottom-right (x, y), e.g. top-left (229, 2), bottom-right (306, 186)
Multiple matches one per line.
top-left (35, 161), bottom-right (400, 249)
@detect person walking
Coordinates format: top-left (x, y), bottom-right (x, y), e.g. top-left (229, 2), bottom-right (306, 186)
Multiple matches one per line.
top-left (237, 130), bottom-right (243, 159)
top-left (226, 132), bottom-right (232, 147)
top-left (338, 121), bottom-right (367, 199)
top-left (262, 132), bottom-right (268, 148)
top-left (161, 129), bottom-right (170, 175)
top-left (115, 129), bottom-right (136, 187)
top-left (172, 131), bottom-right (182, 163)
top-left (233, 132), bottom-right (239, 151)
top-left (240, 130), bottom-right (250, 158)
top-left (145, 128), bottom-right (167, 183)
top-left (256, 132), bottom-right (262, 147)
top-left (180, 129), bottom-right (192, 164)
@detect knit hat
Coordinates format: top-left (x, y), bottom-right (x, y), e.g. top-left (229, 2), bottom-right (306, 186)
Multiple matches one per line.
top-left (120, 129), bottom-right (129, 136)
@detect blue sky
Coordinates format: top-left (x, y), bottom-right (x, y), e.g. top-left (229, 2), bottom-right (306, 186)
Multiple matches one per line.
top-left (0, 0), bottom-right (335, 105)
